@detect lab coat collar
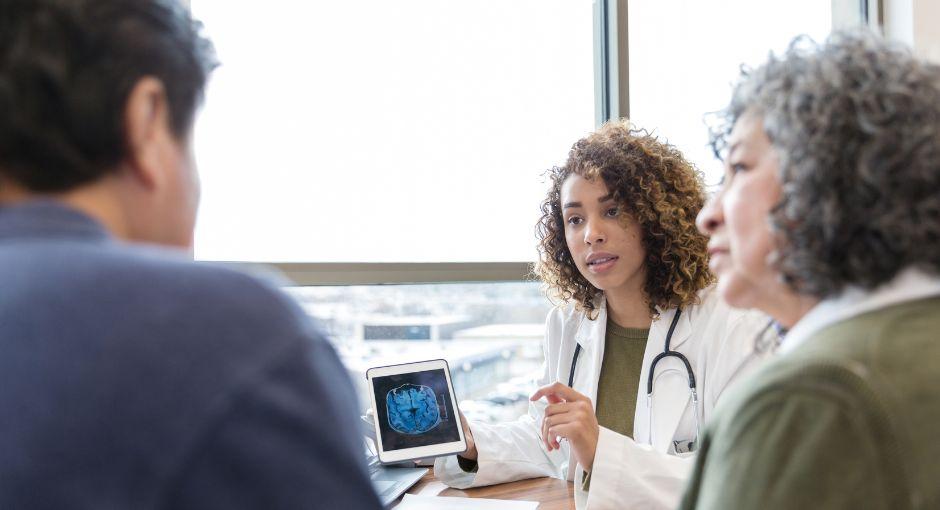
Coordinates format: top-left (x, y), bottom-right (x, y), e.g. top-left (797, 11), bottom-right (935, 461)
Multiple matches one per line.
top-left (575, 297), bottom-right (691, 350)
top-left (653, 305), bottom-right (692, 350)
top-left (574, 295), bottom-right (607, 349)
top-left (781, 267), bottom-right (940, 354)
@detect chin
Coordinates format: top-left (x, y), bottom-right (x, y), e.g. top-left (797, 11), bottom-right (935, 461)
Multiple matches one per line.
top-left (584, 275), bottom-right (613, 292)
top-left (716, 275), bottom-right (760, 311)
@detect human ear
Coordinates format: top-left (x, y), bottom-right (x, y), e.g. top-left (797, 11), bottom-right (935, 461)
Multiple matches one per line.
top-left (122, 76), bottom-right (172, 191)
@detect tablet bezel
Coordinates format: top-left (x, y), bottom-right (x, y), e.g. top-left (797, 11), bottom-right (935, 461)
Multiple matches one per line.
top-left (366, 359), bottom-right (467, 464)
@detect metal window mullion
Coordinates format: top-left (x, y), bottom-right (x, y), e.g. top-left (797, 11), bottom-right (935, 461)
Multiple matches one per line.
top-left (594, 0), bottom-right (611, 126)
top-left (594, 0), bottom-right (629, 127)
top-left (217, 262), bottom-right (535, 286)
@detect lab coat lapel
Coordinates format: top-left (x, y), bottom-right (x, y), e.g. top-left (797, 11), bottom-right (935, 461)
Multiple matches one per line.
top-left (573, 298), bottom-right (606, 405)
top-left (567, 299), bottom-right (607, 482)
top-left (665, 305), bottom-right (692, 350)
top-left (634, 307), bottom-right (692, 451)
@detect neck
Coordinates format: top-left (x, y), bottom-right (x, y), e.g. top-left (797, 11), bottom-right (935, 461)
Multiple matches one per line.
top-left (604, 289), bottom-right (652, 328)
top-left (0, 176), bottom-right (132, 240)
top-left (762, 291), bottom-right (819, 330)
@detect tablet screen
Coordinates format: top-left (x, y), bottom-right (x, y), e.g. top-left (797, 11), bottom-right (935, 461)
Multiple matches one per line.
top-left (371, 368), bottom-right (461, 452)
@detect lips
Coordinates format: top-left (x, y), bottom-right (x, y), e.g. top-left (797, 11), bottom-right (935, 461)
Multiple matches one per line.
top-left (707, 244), bottom-right (730, 272)
top-left (586, 252), bottom-right (619, 273)
top-left (588, 256), bottom-right (618, 266)
top-left (706, 242), bottom-right (729, 257)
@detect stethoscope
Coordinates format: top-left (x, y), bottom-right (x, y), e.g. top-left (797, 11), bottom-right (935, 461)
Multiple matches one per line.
top-left (567, 308), bottom-right (701, 451)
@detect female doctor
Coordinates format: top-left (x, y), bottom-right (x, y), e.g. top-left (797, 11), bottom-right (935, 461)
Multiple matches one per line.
top-left (434, 120), bottom-right (769, 509)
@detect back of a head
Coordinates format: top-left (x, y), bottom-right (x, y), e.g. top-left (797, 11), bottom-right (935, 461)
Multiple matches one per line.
top-left (713, 30), bottom-right (940, 298)
top-left (0, 0), bottom-right (216, 192)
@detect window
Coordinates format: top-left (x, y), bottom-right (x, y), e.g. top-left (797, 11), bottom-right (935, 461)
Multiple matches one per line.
top-left (627, 0), bottom-right (834, 184)
top-left (190, 0), bottom-right (596, 263)
top-left (190, 2), bottom-right (862, 422)
top-left (288, 282), bottom-right (551, 423)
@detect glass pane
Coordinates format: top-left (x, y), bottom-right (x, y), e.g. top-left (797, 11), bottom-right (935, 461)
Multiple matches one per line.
top-left (628, 1), bottom-right (832, 185)
top-left (287, 282), bottom-right (552, 424)
top-left (191, 1), bottom-right (595, 263)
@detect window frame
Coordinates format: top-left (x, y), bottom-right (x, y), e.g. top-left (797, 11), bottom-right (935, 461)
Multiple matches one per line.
top-left (205, 0), bottom-right (869, 286)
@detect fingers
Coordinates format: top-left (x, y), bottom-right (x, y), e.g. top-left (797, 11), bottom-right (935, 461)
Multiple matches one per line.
top-left (544, 401), bottom-right (593, 417)
top-left (458, 410), bottom-right (477, 460)
top-left (541, 411), bottom-right (564, 451)
top-left (541, 405), bottom-right (592, 451)
top-left (458, 410), bottom-right (471, 433)
top-left (530, 382), bottom-right (588, 403)
top-left (547, 423), bottom-right (579, 442)
top-left (542, 401), bottom-right (590, 450)
top-left (540, 415), bottom-right (553, 451)
top-left (533, 385), bottom-right (592, 453)
top-left (540, 410), bottom-right (557, 451)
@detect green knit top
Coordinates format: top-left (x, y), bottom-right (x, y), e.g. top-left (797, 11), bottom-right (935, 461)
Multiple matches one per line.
top-left (595, 319), bottom-right (649, 438)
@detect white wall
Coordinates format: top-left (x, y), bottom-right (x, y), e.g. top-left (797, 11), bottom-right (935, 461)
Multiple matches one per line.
top-left (883, 0), bottom-right (940, 62)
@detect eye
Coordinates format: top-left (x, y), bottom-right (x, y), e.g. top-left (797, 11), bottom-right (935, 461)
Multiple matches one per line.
top-left (605, 207), bottom-right (619, 217)
top-left (730, 162), bottom-right (748, 174)
top-left (566, 215), bottom-right (583, 226)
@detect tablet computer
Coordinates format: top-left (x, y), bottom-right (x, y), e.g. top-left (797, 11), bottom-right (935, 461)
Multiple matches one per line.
top-left (366, 359), bottom-right (467, 464)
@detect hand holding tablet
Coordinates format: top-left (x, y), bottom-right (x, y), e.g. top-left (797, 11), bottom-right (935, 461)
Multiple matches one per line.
top-left (366, 359), bottom-right (468, 464)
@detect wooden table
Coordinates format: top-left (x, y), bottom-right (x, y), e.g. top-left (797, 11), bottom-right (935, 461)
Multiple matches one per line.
top-left (394, 470), bottom-right (575, 509)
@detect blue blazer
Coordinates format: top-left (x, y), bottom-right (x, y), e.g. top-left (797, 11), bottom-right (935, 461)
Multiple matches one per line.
top-left (0, 201), bottom-right (382, 510)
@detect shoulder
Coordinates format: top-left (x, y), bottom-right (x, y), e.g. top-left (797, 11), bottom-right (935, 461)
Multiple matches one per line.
top-left (690, 359), bottom-right (898, 510)
top-left (715, 352), bottom-right (886, 439)
top-left (545, 300), bottom-right (597, 337)
top-left (45, 242), bottom-right (323, 360)
top-left (545, 300), bottom-right (589, 326)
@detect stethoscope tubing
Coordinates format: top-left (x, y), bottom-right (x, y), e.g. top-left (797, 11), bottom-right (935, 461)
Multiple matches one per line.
top-left (568, 308), bottom-right (695, 393)
top-left (567, 308), bottom-right (700, 449)
top-left (646, 309), bottom-right (694, 394)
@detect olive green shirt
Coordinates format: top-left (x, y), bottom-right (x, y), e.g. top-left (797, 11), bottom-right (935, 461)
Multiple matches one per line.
top-left (583, 319), bottom-right (648, 490)
top-left (595, 319), bottom-right (649, 439)
top-left (679, 298), bottom-right (940, 510)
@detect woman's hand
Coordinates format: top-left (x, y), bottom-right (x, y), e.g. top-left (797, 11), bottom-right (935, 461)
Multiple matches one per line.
top-left (530, 382), bottom-right (600, 472)
top-left (457, 410), bottom-right (478, 460)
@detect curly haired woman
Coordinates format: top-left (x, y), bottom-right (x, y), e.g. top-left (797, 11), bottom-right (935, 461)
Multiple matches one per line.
top-left (434, 120), bottom-right (769, 510)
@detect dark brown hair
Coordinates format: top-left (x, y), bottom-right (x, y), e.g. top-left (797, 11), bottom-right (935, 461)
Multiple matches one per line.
top-left (536, 120), bottom-right (713, 318)
top-left (0, 0), bottom-right (217, 192)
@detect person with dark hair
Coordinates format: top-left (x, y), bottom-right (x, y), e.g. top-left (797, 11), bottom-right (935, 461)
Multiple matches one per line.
top-left (435, 120), bottom-right (768, 509)
top-left (685, 31), bottom-right (940, 509)
top-left (0, 1), bottom-right (382, 509)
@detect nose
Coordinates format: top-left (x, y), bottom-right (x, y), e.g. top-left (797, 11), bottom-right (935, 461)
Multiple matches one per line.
top-left (696, 189), bottom-right (724, 235)
top-left (583, 217), bottom-right (606, 245)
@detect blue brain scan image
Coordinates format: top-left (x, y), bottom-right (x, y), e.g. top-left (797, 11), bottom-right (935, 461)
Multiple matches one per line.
top-left (386, 384), bottom-right (441, 435)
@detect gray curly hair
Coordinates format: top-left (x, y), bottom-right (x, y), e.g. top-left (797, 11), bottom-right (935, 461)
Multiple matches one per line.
top-left (710, 30), bottom-right (940, 298)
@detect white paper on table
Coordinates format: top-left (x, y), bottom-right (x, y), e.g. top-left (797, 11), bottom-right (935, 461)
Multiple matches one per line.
top-left (396, 494), bottom-right (538, 509)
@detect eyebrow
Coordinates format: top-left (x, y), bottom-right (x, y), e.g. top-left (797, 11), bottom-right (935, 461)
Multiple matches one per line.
top-left (562, 194), bottom-right (615, 210)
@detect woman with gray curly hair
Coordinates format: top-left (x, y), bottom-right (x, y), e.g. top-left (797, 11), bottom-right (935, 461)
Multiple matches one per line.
top-left (681, 31), bottom-right (940, 509)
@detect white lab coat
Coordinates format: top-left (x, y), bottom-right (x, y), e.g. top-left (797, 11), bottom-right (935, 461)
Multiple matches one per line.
top-left (435, 285), bottom-right (770, 510)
